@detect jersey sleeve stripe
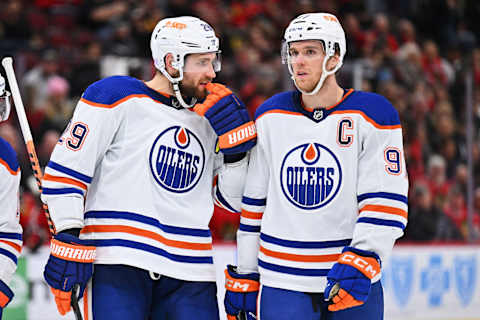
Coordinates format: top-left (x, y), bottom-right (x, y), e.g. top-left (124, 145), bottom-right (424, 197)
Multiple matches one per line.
top-left (0, 158), bottom-right (20, 176)
top-left (357, 192), bottom-right (408, 205)
top-left (239, 224), bottom-right (261, 233)
top-left (81, 225), bottom-right (212, 251)
top-left (258, 259), bottom-right (329, 276)
top-left (0, 248), bottom-right (17, 264)
top-left (359, 204), bottom-right (408, 219)
top-left (43, 174), bottom-right (88, 190)
top-left (261, 233), bottom-right (351, 249)
top-left (89, 239), bottom-right (213, 264)
top-left (241, 210), bottom-right (263, 220)
top-left (0, 240), bottom-right (21, 253)
top-left (331, 110), bottom-right (402, 129)
top-left (84, 210), bottom-right (211, 237)
top-left (357, 217), bottom-right (406, 230)
top-left (0, 232), bottom-right (22, 240)
top-left (215, 188), bottom-right (239, 213)
top-left (47, 161), bottom-right (92, 183)
top-left (260, 246), bottom-right (339, 263)
top-left (42, 187), bottom-right (84, 196)
top-left (242, 196), bottom-right (267, 206)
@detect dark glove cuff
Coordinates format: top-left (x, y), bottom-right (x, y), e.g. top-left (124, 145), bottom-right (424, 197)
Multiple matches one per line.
top-left (224, 153), bottom-right (246, 163)
top-left (59, 228), bottom-right (81, 237)
top-left (227, 265), bottom-right (260, 281)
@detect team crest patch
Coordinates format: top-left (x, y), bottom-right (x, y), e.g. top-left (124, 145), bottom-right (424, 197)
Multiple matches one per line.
top-left (280, 143), bottom-right (342, 210)
top-left (149, 126), bottom-right (205, 193)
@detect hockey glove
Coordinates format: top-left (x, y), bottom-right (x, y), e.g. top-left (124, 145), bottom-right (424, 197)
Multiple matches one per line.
top-left (0, 279), bottom-right (14, 318)
top-left (44, 232), bottom-right (96, 315)
top-left (194, 83), bottom-right (256, 154)
top-left (324, 247), bottom-right (380, 312)
top-left (224, 265), bottom-right (259, 320)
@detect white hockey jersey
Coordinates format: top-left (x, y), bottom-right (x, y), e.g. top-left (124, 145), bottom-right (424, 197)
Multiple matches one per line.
top-left (41, 76), bottom-right (247, 282)
top-left (237, 89), bottom-right (408, 293)
top-left (0, 137), bottom-right (22, 285)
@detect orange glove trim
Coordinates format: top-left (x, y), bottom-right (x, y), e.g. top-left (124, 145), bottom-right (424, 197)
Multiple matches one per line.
top-left (226, 315), bottom-right (237, 320)
top-left (225, 269), bottom-right (260, 293)
top-left (50, 287), bottom-right (72, 315)
top-left (50, 239), bottom-right (96, 263)
top-left (337, 251), bottom-right (380, 279)
top-left (218, 121), bottom-right (256, 149)
top-left (194, 83), bottom-right (232, 116)
top-left (328, 288), bottom-right (364, 311)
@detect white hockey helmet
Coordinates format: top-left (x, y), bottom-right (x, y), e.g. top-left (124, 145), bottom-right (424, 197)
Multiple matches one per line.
top-left (150, 16), bottom-right (220, 107)
top-left (0, 75), bottom-right (12, 121)
top-left (282, 13), bottom-right (346, 95)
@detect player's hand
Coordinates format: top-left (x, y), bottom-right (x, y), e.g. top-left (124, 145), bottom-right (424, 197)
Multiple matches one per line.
top-left (224, 265), bottom-right (259, 320)
top-left (194, 83), bottom-right (256, 154)
top-left (44, 232), bottom-right (96, 315)
top-left (0, 279), bottom-right (14, 318)
top-left (324, 247), bottom-right (380, 312)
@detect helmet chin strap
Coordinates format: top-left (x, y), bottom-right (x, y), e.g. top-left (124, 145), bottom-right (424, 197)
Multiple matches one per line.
top-left (160, 65), bottom-right (197, 109)
top-left (291, 54), bottom-right (343, 96)
top-left (173, 82), bottom-right (197, 109)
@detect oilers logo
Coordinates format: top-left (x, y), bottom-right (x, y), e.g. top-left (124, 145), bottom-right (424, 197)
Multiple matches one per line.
top-left (149, 126), bottom-right (205, 193)
top-left (280, 143), bottom-right (342, 210)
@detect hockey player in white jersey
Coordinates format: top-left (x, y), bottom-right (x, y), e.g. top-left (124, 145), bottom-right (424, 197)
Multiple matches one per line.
top-left (41, 16), bottom-right (256, 320)
top-left (224, 13), bottom-right (408, 320)
top-left (0, 75), bottom-right (23, 319)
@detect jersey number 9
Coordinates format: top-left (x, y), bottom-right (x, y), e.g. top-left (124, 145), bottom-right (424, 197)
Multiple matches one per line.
top-left (66, 122), bottom-right (89, 151)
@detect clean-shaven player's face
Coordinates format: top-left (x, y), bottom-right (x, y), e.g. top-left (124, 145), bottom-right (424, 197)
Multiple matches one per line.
top-left (289, 40), bottom-right (336, 92)
top-left (180, 53), bottom-right (217, 100)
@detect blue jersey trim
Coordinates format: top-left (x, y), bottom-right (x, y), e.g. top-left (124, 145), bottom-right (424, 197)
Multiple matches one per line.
top-left (88, 239), bottom-right (213, 264)
top-left (258, 259), bottom-right (330, 276)
top-left (357, 217), bottom-right (406, 230)
top-left (215, 188), bottom-right (238, 213)
top-left (0, 248), bottom-right (17, 264)
top-left (47, 161), bottom-right (92, 183)
top-left (84, 211), bottom-right (212, 237)
top-left (0, 232), bottom-right (22, 241)
top-left (261, 233), bottom-right (351, 249)
top-left (42, 187), bottom-right (84, 196)
top-left (357, 192), bottom-right (408, 205)
top-left (242, 196), bottom-right (267, 206)
top-left (239, 224), bottom-right (261, 233)
top-left (0, 137), bottom-right (19, 173)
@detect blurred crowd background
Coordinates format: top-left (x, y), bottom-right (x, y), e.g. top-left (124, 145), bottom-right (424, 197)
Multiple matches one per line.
top-left (1, 0), bottom-right (479, 251)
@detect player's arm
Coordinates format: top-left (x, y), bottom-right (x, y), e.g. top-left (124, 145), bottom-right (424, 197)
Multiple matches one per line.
top-left (224, 131), bottom-right (269, 320)
top-left (325, 101), bottom-right (408, 311)
top-left (0, 147), bottom-right (22, 316)
top-left (212, 152), bottom-right (249, 213)
top-left (40, 79), bottom-right (124, 315)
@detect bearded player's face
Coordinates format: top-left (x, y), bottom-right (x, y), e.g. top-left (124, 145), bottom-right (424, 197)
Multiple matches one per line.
top-left (180, 53), bottom-right (217, 100)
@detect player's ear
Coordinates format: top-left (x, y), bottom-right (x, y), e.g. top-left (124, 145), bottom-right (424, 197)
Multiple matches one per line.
top-left (164, 53), bottom-right (179, 77)
top-left (326, 55), bottom-right (340, 72)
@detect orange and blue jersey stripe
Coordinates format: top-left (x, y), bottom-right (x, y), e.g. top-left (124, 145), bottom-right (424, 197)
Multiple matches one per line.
top-left (357, 192), bottom-right (408, 230)
top-left (42, 161), bottom-right (92, 196)
top-left (82, 210), bottom-right (213, 264)
top-left (258, 233), bottom-right (351, 276)
top-left (0, 232), bottom-right (22, 264)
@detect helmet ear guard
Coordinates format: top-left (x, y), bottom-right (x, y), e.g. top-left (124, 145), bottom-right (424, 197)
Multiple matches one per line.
top-left (282, 13), bottom-right (346, 95)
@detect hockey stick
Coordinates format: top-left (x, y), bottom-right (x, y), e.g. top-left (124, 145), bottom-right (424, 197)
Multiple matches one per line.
top-left (2, 57), bottom-right (83, 320)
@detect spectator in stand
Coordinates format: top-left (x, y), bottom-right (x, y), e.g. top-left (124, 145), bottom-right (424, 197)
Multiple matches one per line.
top-left (35, 76), bottom-right (74, 141)
top-left (426, 155), bottom-right (451, 209)
top-left (421, 40), bottom-right (455, 86)
top-left (21, 49), bottom-right (60, 111)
